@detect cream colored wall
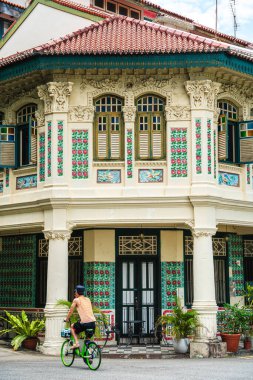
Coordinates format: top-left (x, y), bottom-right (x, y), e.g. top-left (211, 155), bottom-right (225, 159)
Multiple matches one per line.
top-left (161, 230), bottom-right (184, 262)
top-left (84, 229), bottom-right (115, 262)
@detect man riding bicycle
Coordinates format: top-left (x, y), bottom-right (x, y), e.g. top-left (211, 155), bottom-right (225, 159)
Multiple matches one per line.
top-left (65, 285), bottom-right (96, 350)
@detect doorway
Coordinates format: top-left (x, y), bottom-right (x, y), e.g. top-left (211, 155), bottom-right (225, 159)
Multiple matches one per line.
top-left (116, 230), bottom-right (160, 340)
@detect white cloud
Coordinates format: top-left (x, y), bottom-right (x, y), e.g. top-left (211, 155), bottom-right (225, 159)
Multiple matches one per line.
top-left (150, 0), bottom-right (253, 42)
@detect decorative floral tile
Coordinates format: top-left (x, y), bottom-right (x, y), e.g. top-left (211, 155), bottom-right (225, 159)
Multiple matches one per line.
top-left (228, 235), bottom-right (244, 297)
top-left (39, 133), bottom-right (45, 182)
top-left (5, 169), bottom-right (9, 188)
top-left (47, 121), bottom-right (52, 177)
top-left (126, 129), bottom-right (133, 179)
top-left (97, 170), bottom-right (121, 183)
top-left (84, 262), bottom-right (115, 310)
top-left (218, 171), bottom-right (239, 187)
top-left (139, 169), bottom-right (163, 183)
top-left (170, 128), bottom-right (188, 177)
top-left (207, 119), bottom-right (212, 175)
top-left (247, 165), bottom-right (251, 185)
top-left (195, 119), bottom-right (202, 174)
top-left (72, 130), bottom-right (89, 179)
top-left (16, 175), bottom-right (37, 190)
top-left (57, 121), bottom-right (64, 176)
top-left (161, 261), bottom-right (184, 309)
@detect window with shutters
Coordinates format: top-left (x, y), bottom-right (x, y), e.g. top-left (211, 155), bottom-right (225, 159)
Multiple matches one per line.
top-left (136, 95), bottom-right (165, 160)
top-left (218, 100), bottom-right (253, 164)
top-left (16, 104), bottom-right (37, 166)
top-left (94, 96), bottom-right (124, 161)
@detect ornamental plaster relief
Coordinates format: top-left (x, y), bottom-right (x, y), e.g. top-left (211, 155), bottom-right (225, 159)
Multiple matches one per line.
top-left (44, 230), bottom-right (72, 240)
top-left (81, 76), bottom-right (177, 106)
top-left (122, 106), bottom-right (136, 122)
top-left (2, 88), bottom-right (38, 107)
top-left (38, 82), bottom-right (73, 114)
top-left (218, 83), bottom-right (252, 119)
top-left (35, 110), bottom-right (45, 127)
top-left (69, 105), bottom-right (95, 122)
top-left (185, 80), bottom-right (221, 111)
top-left (165, 105), bottom-right (191, 120)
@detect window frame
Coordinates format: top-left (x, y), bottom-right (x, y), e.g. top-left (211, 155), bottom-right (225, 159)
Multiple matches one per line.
top-left (16, 103), bottom-right (37, 167)
top-left (94, 95), bottom-right (124, 161)
top-left (135, 95), bottom-right (166, 161)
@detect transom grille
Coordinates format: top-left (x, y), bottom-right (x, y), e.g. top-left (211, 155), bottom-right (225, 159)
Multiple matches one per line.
top-left (184, 236), bottom-right (226, 256)
top-left (38, 237), bottom-right (82, 257)
top-left (244, 240), bottom-right (253, 257)
top-left (119, 236), bottom-right (157, 255)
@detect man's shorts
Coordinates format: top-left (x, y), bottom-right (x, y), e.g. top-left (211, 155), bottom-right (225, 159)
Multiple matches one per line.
top-left (73, 321), bottom-right (95, 337)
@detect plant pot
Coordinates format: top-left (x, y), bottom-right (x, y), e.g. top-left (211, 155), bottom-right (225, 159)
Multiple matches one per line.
top-left (173, 338), bottom-right (189, 354)
top-left (220, 333), bottom-right (241, 353)
top-left (244, 339), bottom-right (251, 350)
top-left (23, 337), bottom-right (38, 350)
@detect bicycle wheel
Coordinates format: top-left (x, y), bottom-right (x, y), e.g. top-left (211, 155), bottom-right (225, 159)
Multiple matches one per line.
top-left (86, 342), bottom-right (101, 370)
top-left (61, 340), bottom-right (75, 367)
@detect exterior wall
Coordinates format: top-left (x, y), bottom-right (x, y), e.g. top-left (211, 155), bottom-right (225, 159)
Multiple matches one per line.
top-left (0, 3), bottom-right (95, 58)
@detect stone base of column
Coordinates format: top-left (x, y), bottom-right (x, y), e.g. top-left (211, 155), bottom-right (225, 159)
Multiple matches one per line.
top-left (190, 341), bottom-right (227, 358)
top-left (41, 305), bottom-right (67, 356)
top-left (192, 303), bottom-right (218, 340)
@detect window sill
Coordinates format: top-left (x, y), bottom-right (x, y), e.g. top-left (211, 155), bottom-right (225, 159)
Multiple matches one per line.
top-left (93, 161), bottom-right (125, 167)
top-left (13, 165), bottom-right (37, 176)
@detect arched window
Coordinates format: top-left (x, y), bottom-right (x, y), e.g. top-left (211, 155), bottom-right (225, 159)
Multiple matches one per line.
top-left (94, 96), bottom-right (124, 160)
top-left (16, 104), bottom-right (37, 166)
top-left (136, 95), bottom-right (165, 160)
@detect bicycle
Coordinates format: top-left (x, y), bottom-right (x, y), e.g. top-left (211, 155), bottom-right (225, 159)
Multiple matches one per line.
top-left (60, 322), bottom-right (114, 370)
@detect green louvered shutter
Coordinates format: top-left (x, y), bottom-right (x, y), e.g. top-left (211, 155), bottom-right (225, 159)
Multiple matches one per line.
top-left (238, 120), bottom-right (253, 163)
top-left (0, 125), bottom-right (17, 168)
top-left (218, 114), bottom-right (228, 161)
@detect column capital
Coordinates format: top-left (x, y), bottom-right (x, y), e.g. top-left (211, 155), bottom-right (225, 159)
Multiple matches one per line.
top-left (43, 229), bottom-right (72, 240)
top-left (192, 228), bottom-right (217, 238)
top-left (38, 82), bottom-right (73, 114)
top-left (122, 106), bottom-right (136, 122)
top-left (185, 80), bottom-right (221, 111)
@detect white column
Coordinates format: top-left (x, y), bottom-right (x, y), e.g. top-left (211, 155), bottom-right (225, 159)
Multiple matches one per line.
top-left (41, 229), bottom-right (71, 355)
top-left (192, 228), bottom-right (218, 341)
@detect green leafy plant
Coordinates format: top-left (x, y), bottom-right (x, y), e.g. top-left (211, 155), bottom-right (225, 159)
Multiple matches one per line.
top-left (219, 303), bottom-right (252, 334)
top-left (56, 299), bottom-right (108, 338)
top-left (0, 310), bottom-right (45, 350)
top-left (245, 284), bottom-right (253, 308)
top-left (155, 298), bottom-right (200, 340)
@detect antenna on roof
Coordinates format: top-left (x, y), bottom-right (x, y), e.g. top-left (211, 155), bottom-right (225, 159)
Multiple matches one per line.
top-left (230, 0), bottom-right (238, 38)
top-left (215, 0), bottom-right (218, 33)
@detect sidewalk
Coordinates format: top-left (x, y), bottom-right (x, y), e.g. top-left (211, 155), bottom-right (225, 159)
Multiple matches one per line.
top-left (1, 339), bottom-right (253, 360)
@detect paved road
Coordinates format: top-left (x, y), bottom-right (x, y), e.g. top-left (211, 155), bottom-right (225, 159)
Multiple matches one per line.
top-left (0, 347), bottom-right (253, 380)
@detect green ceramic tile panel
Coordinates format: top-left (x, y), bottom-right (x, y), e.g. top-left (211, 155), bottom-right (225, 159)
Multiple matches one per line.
top-left (0, 235), bottom-right (37, 307)
top-left (161, 261), bottom-right (184, 309)
top-left (84, 262), bottom-right (115, 309)
top-left (228, 235), bottom-right (244, 297)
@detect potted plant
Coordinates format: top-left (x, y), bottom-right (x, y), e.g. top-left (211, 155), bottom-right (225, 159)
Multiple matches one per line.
top-left (218, 303), bottom-right (251, 353)
top-left (155, 298), bottom-right (200, 354)
top-left (0, 310), bottom-right (45, 350)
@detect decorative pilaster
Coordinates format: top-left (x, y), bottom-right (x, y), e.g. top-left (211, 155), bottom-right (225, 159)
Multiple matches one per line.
top-left (123, 105), bottom-right (136, 184)
top-left (37, 82), bottom-right (73, 185)
top-left (185, 80), bottom-right (221, 188)
top-left (41, 229), bottom-right (72, 355)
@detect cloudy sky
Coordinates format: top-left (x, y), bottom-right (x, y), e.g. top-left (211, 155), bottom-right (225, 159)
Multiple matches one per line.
top-left (150, 0), bottom-right (253, 43)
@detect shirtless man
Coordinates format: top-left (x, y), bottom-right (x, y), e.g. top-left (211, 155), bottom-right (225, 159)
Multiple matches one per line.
top-left (65, 285), bottom-right (96, 349)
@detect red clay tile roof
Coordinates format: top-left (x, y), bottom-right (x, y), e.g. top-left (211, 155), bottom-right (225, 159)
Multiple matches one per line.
top-left (0, 0), bottom-right (25, 9)
top-left (1, 16), bottom-right (253, 67)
